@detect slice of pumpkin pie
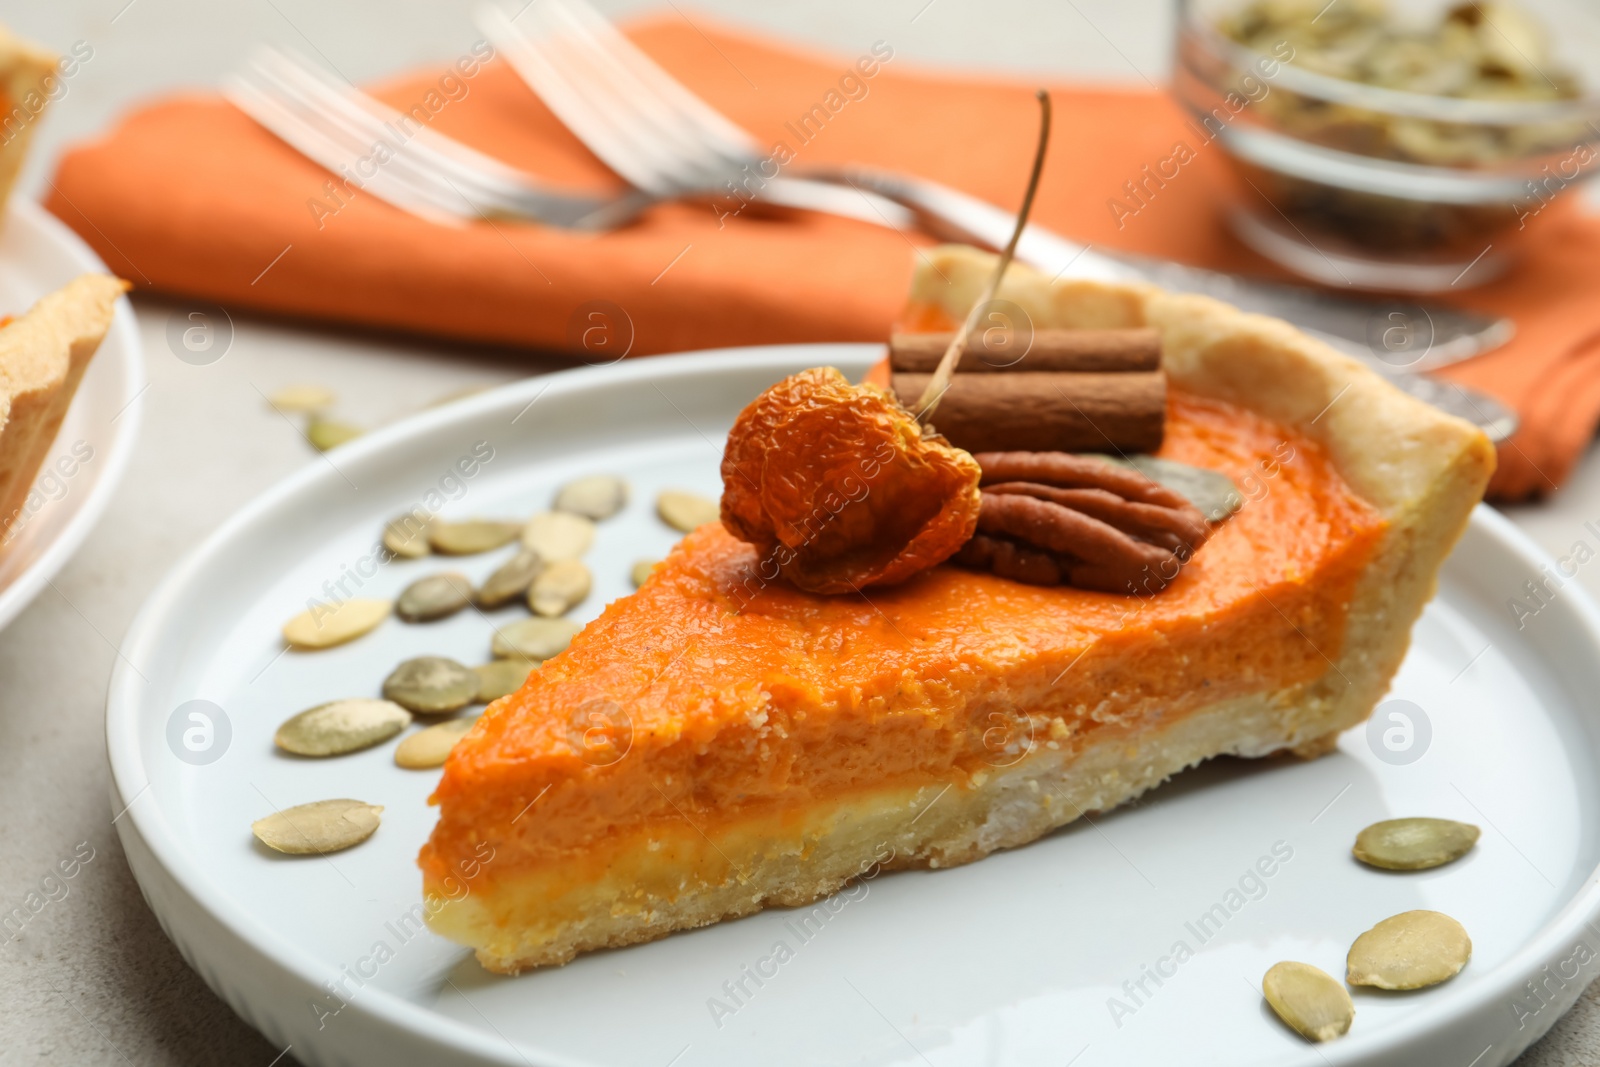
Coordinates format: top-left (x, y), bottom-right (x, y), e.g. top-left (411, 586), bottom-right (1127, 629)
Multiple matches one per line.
top-left (420, 245), bottom-right (1494, 973)
top-left (0, 274), bottom-right (127, 542)
top-left (0, 24), bottom-right (60, 210)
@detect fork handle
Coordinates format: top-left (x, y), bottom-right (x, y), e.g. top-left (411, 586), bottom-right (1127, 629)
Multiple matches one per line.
top-left (800, 166), bottom-right (1136, 283)
top-left (806, 165), bottom-right (1511, 369)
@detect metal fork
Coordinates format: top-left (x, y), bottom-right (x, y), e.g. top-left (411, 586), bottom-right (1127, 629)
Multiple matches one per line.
top-left (224, 46), bottom-right (916, 231)
top-left (475, 0), bottom-right (1518, 440)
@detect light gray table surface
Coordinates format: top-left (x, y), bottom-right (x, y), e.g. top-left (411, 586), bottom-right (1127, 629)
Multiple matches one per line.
top-left (3, 1), bottom-right (1600, 1063)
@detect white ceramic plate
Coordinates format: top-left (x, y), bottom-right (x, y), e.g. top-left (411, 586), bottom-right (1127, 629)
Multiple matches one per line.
top-left (108, 345), bottom-right (1600, 1067)
top-left (0, 198), bottom-right (143, 632)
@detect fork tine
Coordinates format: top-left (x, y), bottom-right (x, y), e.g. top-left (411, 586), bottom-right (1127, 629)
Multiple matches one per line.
top-left (481, 1), bottom-right (756, 193)
top-left (476, 3), bottom-right (686, 193)
top-left (245, 48), bottom-right (513, 221)
top-left (255, 47), bottom-right (543, 211)
top-left (544, 0), bottom-right (759, 165)
top-left (529, 0), bottom-right (742, 175)
top-left (227, 61), bottom-right (471, 225)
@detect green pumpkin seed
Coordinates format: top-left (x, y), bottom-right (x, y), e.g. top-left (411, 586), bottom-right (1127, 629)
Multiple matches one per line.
top-left (656, 489), bottom-right (720, 533)
top-left (382, 515), bottom-right (433, 559)
top-left (268, 384), bottom-right (335, 412)
top-left (252, 799), bottom-right (383, 855)
top-left (1354, 817), bottom-right (1480, 871)
top-left (275, 698), bottom-right (411, 757)
top-left (1089, 454), bottom-right (1243, 523)
top-left (476, 548), bottom-right (545, 609)
top-left (521, 511), bottom-right (595, 561)
top-left (491, 617), bottom-right (581, 661)
top-left (530, 559), bottom-right (591, 617)
top-left (394, 719), bottom-right (475, 769)
top-left (474, 659), bottom-right (536, 702)
top-left (1263, 961), bottom-right (1353, 1043)
top-left (554, 474), bottom-right (628, 521)
top-left (396, 571), bottom-right (474, 622)
top-left (1347, 910), bottom-right (1471, 990)
top-left (307, 418), bottom-right (364, 451)
top-left (429, 519), bottom-right (521, 556)
top-left (283, 598), bottom-right (390, 649)
top-left (382, 655), bottom-right (480, 714)
top-left (631, 558), bottom-right (660, 588)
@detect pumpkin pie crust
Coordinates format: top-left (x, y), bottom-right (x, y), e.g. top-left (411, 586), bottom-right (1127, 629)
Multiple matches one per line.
top-left (421, 246), bottom-right (1494, 973)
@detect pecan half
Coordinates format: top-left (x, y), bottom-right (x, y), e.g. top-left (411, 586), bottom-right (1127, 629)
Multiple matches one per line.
top-left (953, 452), bottom-right (1214, 593)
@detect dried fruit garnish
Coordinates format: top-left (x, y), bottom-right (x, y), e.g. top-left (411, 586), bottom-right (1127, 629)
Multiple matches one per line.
top-left (720, 367), bottom-right (981, 594)
top-left (720, 93), bottom-right (1054, 596)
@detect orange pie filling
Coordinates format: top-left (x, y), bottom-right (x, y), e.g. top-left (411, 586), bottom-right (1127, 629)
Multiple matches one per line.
top-left (420, 392), bottom-right (1386, 971)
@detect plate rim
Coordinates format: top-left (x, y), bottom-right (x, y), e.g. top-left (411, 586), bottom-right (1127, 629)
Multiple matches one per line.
top-left (106, 344), bottom-right (1600, 1067)
top-left (0, 198), bottom-right (145, 633)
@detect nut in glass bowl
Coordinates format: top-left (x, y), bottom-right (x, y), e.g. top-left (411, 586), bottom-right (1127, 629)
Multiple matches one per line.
top-left (1174, 0), bottom-right (1600, 290)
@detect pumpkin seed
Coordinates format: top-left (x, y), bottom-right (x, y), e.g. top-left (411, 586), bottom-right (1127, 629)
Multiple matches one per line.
top-left (1262, 961), bottom-right (1353, 1043)
top-left (1354, 817), bottom-right (1480, 871)
top-left (382, 515), bottom-right (432, 559)
top-left (396, 571), bottom-right (474, 622)
top-left (429, 519), bottom-right (521, 556)
top-left (530, 559), bottom-right (591, 617)
top-left (476, 548), bottom-right (545, 609)
top-left (252, 799), bottom-right (383, 855)
top-left (631, 558), bottom-right (660, 588)
top-left (382, 655), bottom-right (480, 714)
top-left (1089, 454), bottom-right (1243, 523)
top-left (283, 598), bottom-right (390, 649)
top-left (521, 511), bottom-right (595, 561)
top-left (491, 617), bottom-right (581, 661)
top-left (474, 659), bottom-right (536, 702)
top-left (656, 489), bottom-right (720, 532)
top-left (275, 698), bottom-right (411, 757)
top-left (1347, 910), bottom-right (1472, 990)
top-left (268, 384), bottom-right (335, 412)
top-left (394, 719), bottom-right (475, 769)
top-left (554, 474), bottom-right (628, 521)
top-left (307, 418), bottom-right (363, 451)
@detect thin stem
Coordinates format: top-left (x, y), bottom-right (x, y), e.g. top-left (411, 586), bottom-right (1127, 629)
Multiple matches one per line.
top-left (915, 89), bottom-right (1053, 423)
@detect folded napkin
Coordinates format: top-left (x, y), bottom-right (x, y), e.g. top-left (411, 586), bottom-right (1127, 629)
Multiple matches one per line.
top-left (42, 14), bottom-right (1600, 500)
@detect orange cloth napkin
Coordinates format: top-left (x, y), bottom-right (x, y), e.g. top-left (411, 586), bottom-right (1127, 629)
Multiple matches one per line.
top-left (42, 14), bottom-right (1600, 500)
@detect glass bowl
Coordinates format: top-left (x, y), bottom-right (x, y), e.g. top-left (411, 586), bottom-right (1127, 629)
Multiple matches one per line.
top-left (1174, 0), bottom-right (1600, 290)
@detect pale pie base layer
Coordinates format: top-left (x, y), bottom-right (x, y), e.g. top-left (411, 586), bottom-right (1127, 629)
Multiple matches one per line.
top-left (429, 682), bottom-right (1352, 975)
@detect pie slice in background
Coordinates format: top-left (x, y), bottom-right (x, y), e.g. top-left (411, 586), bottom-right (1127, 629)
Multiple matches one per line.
top-left (0, 24), bottom-right (59, 209)
top-left (0, 274), bottom-right (129, 541)
top-left (421, 245), bottom-right (1495, 974)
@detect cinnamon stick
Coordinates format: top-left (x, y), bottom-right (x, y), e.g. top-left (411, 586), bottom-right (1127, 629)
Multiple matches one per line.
top-left (890, 328), bottom-right (1161, 374)
top-left (891, 371), bottom-right (1165, 454)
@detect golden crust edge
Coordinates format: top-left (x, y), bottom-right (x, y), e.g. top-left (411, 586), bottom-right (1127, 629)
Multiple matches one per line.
top-left (0, 26), bottom-right (60, 210)
top-left (0, 273), bottom-right (128, 532)
top-left (907, 244), bottom-right (1493, 736)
